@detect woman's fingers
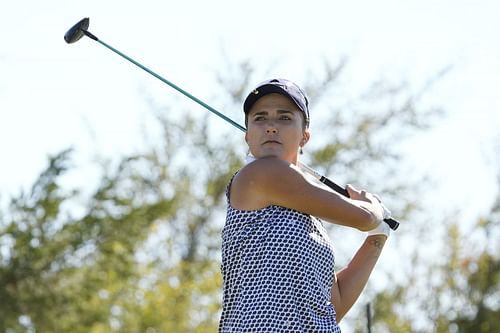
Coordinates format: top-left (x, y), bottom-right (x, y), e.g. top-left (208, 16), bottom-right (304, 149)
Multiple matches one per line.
top-left (346, 184), bottom-right (367, 201)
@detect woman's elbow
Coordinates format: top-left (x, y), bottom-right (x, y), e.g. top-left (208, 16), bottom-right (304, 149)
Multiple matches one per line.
top-left (352, 208), bottom-right (379, 231)
top-left (332, 301), bottom-right (347, 323)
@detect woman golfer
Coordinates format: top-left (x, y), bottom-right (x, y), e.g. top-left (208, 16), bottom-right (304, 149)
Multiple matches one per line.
top-left (219, 79), bottom-right (390, 332)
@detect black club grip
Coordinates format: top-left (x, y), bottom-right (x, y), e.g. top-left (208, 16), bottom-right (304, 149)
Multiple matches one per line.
top-left (319, 176), bottom-right (400, 231)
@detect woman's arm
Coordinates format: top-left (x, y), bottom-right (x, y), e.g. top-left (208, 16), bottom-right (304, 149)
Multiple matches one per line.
top-left (230, 157), bottom-right (384, 231)
top-left (330, 234), bottom-right (387, 322)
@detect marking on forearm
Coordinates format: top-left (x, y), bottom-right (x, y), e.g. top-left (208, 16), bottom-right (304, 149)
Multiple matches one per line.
top-left (369, 237), bottom-right (385, 250)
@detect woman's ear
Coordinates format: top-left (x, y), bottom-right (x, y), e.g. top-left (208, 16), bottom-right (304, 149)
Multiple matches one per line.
top-left (302, 130), bottom-right (311, 146)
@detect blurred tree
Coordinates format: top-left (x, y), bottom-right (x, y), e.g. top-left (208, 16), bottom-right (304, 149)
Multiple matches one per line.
top-left (0, 146), bottom-right (182, 332)
top-left (2, 60), bottom-right (484, 333)
top-left (0, 111), bottom-right (242, 332)
top-left (362, 184), bottom-right (499, 333)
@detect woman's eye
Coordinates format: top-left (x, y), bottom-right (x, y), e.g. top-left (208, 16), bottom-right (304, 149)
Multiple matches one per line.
top-left (280, 115), bottom-right (291, 120)
top-left (254, 116), bottom-right (265, 121)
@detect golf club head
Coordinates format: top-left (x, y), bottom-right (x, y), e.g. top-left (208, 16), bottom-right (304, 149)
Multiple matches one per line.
top-left (64, 17), bottom-right (90, 44)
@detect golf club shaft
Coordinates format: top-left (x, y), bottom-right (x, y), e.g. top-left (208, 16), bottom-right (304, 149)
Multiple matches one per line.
top-left (81, 31), bottom-right (400, 230)
top-left (83, 32), bottom-right (245, 132)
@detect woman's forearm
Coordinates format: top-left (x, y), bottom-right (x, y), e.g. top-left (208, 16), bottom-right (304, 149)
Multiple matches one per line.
top-left (332, 235), bottom-right (387, 322)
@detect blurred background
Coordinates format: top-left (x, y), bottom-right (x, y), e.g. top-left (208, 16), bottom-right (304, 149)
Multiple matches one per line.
top-left (1, 1), bottom-right (499, 332)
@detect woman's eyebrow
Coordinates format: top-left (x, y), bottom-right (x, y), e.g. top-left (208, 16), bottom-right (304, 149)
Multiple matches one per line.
top-left (252, 110), bottom-right (294, 115)
top-left (250, 109), bottom-right (295, 119)
top-left (251, 111), bottom-right (268, 117)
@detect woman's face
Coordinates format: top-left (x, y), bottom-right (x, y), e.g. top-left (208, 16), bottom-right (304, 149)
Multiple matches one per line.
top-left (245, 93), bottom-right (310, 164)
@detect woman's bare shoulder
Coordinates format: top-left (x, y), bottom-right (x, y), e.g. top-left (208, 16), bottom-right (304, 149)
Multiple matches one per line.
top-left (230, 157), bottom-right (303, 210)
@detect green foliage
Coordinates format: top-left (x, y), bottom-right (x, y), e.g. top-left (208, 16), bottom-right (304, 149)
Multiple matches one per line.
top-left (0, 147), bottom-right (181, 332)
top-left (1, 63), bottom-right (497, 333)
top-left (0, 112), bottom-right (240, 332)
top-left (365, 206), bottom-right (500, 333)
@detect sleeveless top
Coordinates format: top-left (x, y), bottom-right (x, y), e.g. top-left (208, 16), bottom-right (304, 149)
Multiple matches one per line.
top-left (219, 177), bottom-right (341, 332)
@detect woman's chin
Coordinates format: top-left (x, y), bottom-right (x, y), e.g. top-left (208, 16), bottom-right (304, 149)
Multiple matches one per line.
top-left (255, 152), bottom-right (297, 164)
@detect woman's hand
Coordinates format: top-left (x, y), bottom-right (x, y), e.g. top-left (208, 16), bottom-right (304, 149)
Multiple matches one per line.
top-left (345, 184), bottom-right (385, 226)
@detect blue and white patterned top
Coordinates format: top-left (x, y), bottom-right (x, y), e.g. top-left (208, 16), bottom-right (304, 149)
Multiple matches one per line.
top-left (220, 180), bottom-right (341, 332)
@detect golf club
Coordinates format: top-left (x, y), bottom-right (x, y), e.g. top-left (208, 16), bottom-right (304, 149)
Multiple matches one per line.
top-left (64, 17), bottom-right (400, 231)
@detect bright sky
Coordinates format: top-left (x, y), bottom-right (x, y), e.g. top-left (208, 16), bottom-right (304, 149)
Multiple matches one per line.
top-left (1, 1), bottom-right (499, 215)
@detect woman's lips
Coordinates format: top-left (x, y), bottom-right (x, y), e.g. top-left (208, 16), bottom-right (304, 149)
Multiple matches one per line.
top-left (262, 140), bottom-right (281, 145)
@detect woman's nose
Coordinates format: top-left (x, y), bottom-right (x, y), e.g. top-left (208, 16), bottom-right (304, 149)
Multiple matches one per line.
top-left (265, 120), bottom-right (278, 134)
